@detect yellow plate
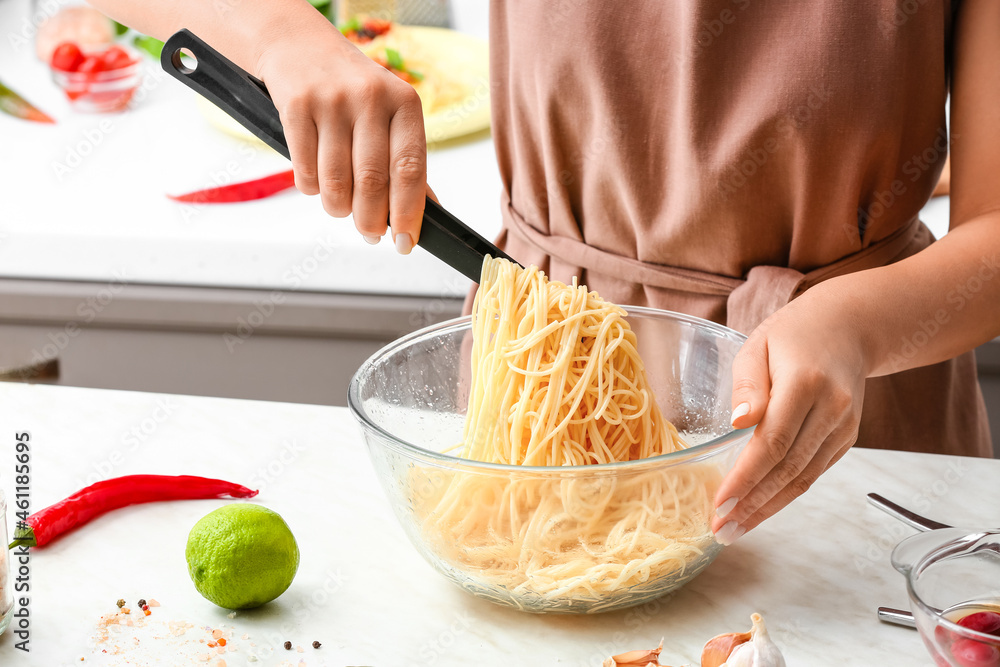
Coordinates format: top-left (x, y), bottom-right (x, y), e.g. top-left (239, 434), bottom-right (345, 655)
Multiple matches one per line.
top-left (196, 25), bottom-right (490, 146)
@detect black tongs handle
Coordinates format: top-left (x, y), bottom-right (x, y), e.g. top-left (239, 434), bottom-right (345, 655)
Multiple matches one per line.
top-left (160, 29), bottom-right (517, 283)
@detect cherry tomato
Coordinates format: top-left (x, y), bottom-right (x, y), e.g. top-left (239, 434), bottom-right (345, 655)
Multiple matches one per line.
top-left (99, 46), bottom-right (134, 71)
top-left (960, 613), bottom-right (1000, 637)
top-left (952, 638), bottom-right (1000, 667)
top-left (362, 18), bottom-right (391, 35)
top-left (50, 42), bottom-right (84, 71)
top-left (78, 54), bottom-right (105, 76)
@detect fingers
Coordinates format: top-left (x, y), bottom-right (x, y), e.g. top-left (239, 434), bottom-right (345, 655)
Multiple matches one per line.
top-left (282, 102), bottom-right (320, 196)
top-left (713, 407), bottom-right (840, 538)
top-left (737, 426), bottom-right (857, 533)
top-left (351, 113), bottom-right (392, 241)
top-left (269, 44), bottom-right (428, 251)
top-left (316, 113), bottom-right (355, 219)
top-left (712, 378), bottom-right (814, 540)
top-left (387, 89), bottom-right (427, 253)
top-left (713, 370), bottom-right (862, 544)
top-left (730, 333), bottom-right (771, 429)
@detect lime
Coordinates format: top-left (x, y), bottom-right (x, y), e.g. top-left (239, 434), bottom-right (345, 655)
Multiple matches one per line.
top-left (185, 504), bottom-right (299, 610)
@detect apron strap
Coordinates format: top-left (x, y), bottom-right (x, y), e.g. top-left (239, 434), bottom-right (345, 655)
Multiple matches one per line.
top-left (503, 193), bottom-right (926, 335)
top-left (725, 266), bottom-right (806, 334)
top-left (503, 196), bottom-right (741, 296)
top-left (725, 215), bottom-right (926, 333)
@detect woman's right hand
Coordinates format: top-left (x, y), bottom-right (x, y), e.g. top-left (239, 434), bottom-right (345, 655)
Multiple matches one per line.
top-left (255, 25), bottom-right (428, 253)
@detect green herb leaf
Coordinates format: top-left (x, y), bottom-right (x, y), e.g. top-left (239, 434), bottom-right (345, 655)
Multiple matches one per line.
top-left (113, 20), bottom-right (129, 36)
top-left (339, 16), bottom-right (362, 34)
top-left (385, 48), bottom-right (404, 71)
top-left (133, 34), bottom-right (164, 59)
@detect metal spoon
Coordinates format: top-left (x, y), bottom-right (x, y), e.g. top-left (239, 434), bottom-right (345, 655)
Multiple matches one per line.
top-left (866, 493), bottom-right (952, 630)
top-left (867, 493), bottom-right (951, 532)
top-left (877, 607), bottom-right (916, 628)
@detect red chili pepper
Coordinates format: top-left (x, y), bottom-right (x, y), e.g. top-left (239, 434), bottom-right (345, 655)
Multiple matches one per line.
top-left (7, 475), bottom-right (258, 549)
top-left (168, 169), bottom-right (296, 204)
top-left (0, 80), bottom-right (55, 124)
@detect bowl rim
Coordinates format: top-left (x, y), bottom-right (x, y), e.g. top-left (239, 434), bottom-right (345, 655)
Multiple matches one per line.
top-left (901, 531), bottom-right (1000, 645)
top-left (347, 305), bottom-right (755, 473)
top-left (52, 60), bottom-right (143, 82)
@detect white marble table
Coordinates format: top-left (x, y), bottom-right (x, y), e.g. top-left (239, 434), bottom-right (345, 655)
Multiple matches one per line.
top-left (0, 382), bottom-right (995, 666)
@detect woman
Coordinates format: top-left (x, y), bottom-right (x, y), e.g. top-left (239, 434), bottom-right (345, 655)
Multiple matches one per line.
top-left (92, 0), bottom-right (999, 543)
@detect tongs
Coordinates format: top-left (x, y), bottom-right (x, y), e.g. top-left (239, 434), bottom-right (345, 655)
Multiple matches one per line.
top-left (159, 29), bottom-right (518, 283)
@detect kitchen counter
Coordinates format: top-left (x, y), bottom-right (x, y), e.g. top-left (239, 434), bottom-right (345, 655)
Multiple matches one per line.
top-left (1, 382), bottom-right (996, 666)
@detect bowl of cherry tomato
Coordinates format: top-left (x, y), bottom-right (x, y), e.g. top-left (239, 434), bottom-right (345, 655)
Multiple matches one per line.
top-left (892, 528), bottom-right (1000, 666)
top-left (50, 41), bottom-right (141, 112)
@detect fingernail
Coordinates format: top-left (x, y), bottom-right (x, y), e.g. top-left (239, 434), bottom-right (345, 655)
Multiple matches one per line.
top-left (715, 520), bottom-right (746, 546)
top-left (363, 235), bottom-right (381, 245)
top-left (716, 496), bottom-right (739, 519)
top-left (730, 402), bottom-right (750, 427)
top-left (394, 232), bottom-right (413, 255)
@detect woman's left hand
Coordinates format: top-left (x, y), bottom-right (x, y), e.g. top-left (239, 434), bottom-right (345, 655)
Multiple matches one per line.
top-left (711, 281), bottom-right (871, 544)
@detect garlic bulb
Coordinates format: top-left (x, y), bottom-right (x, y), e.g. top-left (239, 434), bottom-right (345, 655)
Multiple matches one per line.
top-left (701, 628), bottom-right (752, 666)
top-left (701, 613), bottom-right (786, 667)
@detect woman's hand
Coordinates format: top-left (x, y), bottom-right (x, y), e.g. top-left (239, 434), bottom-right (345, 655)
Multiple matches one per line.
top-left (711, 281), bottom-right (872, 544)
top-left (255, 24), bottom-right (428, 253)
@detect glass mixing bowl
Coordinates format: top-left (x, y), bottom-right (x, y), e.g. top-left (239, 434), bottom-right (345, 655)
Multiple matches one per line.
top-left (349, 307), bottom-right (753, 614)
top-left (892, 529), bottom-right (1000, 666)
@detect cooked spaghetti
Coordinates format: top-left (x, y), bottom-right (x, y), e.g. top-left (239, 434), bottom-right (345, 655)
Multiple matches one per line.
top-left (413, 257), bottom-right (722, 611)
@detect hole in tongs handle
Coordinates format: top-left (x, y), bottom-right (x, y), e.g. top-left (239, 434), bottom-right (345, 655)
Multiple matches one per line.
top-left (867, 493), bottom-right (952, 532)
top-left (160, 29), bottom-right (289, 159)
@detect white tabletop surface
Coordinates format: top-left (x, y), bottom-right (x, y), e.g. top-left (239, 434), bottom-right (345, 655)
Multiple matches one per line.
top-left (0, 382), bottom-right (995, 666)
top-left (0, 0), bottom-right (499, 297)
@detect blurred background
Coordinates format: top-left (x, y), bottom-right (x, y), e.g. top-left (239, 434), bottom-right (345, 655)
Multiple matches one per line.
top-left (0, 0), bottom-right (997, 455)
top-left (0, 0), bottom-right (496, 402)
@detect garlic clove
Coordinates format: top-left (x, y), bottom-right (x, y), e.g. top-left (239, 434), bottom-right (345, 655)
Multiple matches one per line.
top-left (701, 613), bottom-right (786, 667)
top-left (700, 629), bottom-right (752, 667)
top-left (722, 641), bottom-right (756, 667)
top-left (605, 639), bottom-right (672, 666)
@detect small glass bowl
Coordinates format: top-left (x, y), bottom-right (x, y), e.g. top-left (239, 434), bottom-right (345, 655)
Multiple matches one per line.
top-left (892, 528), bottom-right (1000, 666)
top-left (0, 490), bottom-right (13, 637)
top-left (51, 55), bottom-right (141, 113)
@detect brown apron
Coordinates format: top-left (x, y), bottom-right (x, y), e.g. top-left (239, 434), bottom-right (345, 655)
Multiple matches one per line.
top-left (478, 0), bottom-right (993, 457)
